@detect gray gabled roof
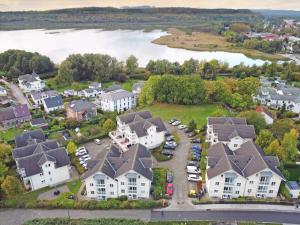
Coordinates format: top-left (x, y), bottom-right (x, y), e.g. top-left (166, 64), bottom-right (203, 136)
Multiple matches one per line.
top-left (83, 144), bottom-right (153, 181)
top-left (118, 111), bottom-right (152, 124)
top-left (208, 117), bottom-right (247, 126)
top-left (31, 90), bottom-right (58, 101)
top-left (67, 100), bottom-right (96, 112)
top-left (212, 124), bottom-right (256, 141)
top-left (100, 89), bottom-right (134, 101)
top-left (128, 117), bottom-right (167, 138)
top-left (15, 130), bottom-right (46, 147)
top-left (206, 141), bottom-right (284, 180)
top-left (43, 95), bottom-right (63, 109)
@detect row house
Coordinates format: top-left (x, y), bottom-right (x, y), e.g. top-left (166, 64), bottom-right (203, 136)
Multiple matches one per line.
top-left (83, 144), bottom-right (152, 200)
top-left (0, 104), bottom-right (31, 128)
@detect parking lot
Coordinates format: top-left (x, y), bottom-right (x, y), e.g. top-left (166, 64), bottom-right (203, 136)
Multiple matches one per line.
top-left (82, 138), bottom-right (111, 159)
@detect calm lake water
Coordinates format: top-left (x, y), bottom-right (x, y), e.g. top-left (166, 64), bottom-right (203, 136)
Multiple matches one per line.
top-left (0, 29), bottom-right (267, 67)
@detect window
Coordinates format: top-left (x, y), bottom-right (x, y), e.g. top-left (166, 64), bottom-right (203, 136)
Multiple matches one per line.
top-left (248, 189), bottom-right (252, 193)
top-left (121, 189), bottom-right (125, 193)
top-left (41, 180), bottom-right (45, 183)
top-left (90, 183), bottom-right (94, 187)
top-left (214, 190), bottom-right (218, 193)
top-left (110, 192), bottom-right (114, 195)
top-left (269, 190), bottom-right (274, 194)
top-left (48, 164), bottom-right (51, 167)
top-left (40, 173), bottom-right (43, 176)
top-left (234, 144), bottom-right (238, 147)
top-left (235, 191), bottom-right (239, 194)
top-left (215, 182), bottom-right (219, 185)
top-left (48, 171), bottom-right (51, 175)
top-left (250, 181), bottom-right (254, 184)
top-left (110, 184), bottom-right (113, 188)
top-left (96, 179), bottom-right (105, 185)
top-left (141, 183), bottom-right (145, 186)
top-left (91, 191), bottom-right (94, 194)
top-left (121, 182), bottom-right (125, 185)
top-left (237, 183), bottom-right (241, 186)
top-left (271, 182), bottom-right (276, 186)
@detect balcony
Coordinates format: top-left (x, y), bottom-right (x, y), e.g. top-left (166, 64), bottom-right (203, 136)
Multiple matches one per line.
top-left (259, 181), bottom-right (270, 185)
top-left (128, 182), bottom-right (137, 186)
top-left (224, 182), bottom-right (235, 186)
top-left (109, 130), bottom-right (131, 152)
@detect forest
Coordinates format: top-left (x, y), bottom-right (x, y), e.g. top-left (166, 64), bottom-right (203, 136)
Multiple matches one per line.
top-left (0, 7), bottom-right (261, 32)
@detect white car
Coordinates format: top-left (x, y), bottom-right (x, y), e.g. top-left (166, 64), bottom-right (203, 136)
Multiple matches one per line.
top-left (94, 139), bottom-right (101, 145)
top-left (80, 157), bottom-right (91, 164)
top-left (165, 141), bottom-right (177, 146)
top-left (178, 125), bottom-right (187, 129)
top-left (188, 174), bottom-right (202, 182)
top-left (75, 149), bottom-right (87, 156)
top-left (186, 166), bottom-right (200, 174)
top-left (79, 154), bottom-right (90, 161)
top-left (172, 121), bottom-right (181, 126)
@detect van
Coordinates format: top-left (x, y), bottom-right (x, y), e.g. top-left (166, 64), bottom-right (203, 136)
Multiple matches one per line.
top-left (186, 166), bottom-right (200, 174)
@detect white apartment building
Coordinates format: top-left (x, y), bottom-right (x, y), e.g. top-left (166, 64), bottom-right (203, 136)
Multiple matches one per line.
top-left (98, 89), bottom-right (136, 112)
top-left (206, 117), bottom-right (256, 151)
top-left (83, 144), bottom-right (152, 200)
top-left (18, 72), bottom-right (45, 93)
top-left (12, 130), bottom-right (71, 191)
top-left (206, 141), bottom-right (285, 199)
top-left (110, 111), bottom-right (167, 151)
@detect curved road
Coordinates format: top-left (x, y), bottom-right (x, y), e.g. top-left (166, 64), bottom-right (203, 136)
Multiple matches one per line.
top-left (1, 209), bottom-right (300, 225)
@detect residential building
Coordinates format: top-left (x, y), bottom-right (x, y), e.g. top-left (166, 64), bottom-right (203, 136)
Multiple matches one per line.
top-left (63, 89), bottom-right (79, 97)
top-left (30, 90), bottom-right (59, 106)
top-left (132, 81), bottom-right (145, 95)
top-left (105, 84), bottom-right (122, 92)
top-left (206, 141), bottom-right (285, 199)
top-left (0, 104), bottom-right (31, 128)
top-left (0, 86), bottom-right (7, 96)
top-left (82, 88), bottom-right (101, 98)
top-left (99, 89), bottom-right (136, 112)
top-left (18, 72), bottom-right (45, 93)
top-left (43, 95), bottom-right (64, 113)
top-left (110, 111), bottom-right (167, 151)
top-left (83, 143), bottom-right (152, 200)
top-left (30, 117), bottom-right (48, 130)
top-left (206, 117), bottom-right (255, 151)
top-left (88, 82), bottom-right (102, 90)
top-left (285, 181), bottom-right (300, 199)
top-left (66, 100), bottom-right (97, 121)
top-left (12, 130), bottom-right (71, 191)
top-left (256, 106), bottom-right (274, 125)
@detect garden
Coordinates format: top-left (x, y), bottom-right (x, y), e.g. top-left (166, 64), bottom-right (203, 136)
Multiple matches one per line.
top-left (152, 168), bottom-right (169, 200)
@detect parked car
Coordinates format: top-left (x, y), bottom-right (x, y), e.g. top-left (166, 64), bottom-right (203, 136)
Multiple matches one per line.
top-left (191, 156), bottom-right (201, 161)
top-left (188, 132), bottom-right (196, 138)
top-left (164, 145), bottom-right (176, 150)
top-left (172, 121), bottom-right (181, 126)
top-left (192, 146), bottom-right (202, 151)
top-left (75, 149), bottom-right (88, 156)
top-left (169, 119), bottom-right (177, 124)
top-left (178, 125), bottom-right (187, 129)
top-left (53, 190), bottom-right (60, 196)
top-left (166, 171), bottom-right (173, 183)
top-left (187, 166), bottom-right (200, 174)
top-left (187, 174), bottom-right (202, 182)
top-left (165, 131), bottom-right (171, 137)
top-left (166, 136), bottom-right (175, 141)
top-left (162, 150), bottom-right (175, 156)
top-left (166, 141), bottom-right (177, 146)
top-left (94, 139), bottom-right (101, 145)
top-left (187, 161), bottom-right (199, 167)
top-left (166, 183), bottom-right (174, 196)
top-left (191, 139), bottom-right (201, 144)
top-left (79, 154), bottom-right (90, 161)
top-left (67, 194), bottom-right (75, 200)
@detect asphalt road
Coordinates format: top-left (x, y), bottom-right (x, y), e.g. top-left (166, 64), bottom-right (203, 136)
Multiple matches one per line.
top-left (2, 209), bottom-right (300, 225)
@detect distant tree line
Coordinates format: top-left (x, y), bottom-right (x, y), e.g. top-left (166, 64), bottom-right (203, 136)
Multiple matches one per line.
top-left (0, 50), bottom-right (54, 78)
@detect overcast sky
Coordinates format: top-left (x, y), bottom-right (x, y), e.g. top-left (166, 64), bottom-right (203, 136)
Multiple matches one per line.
top-left (0, 0), bottom-right (299, 11)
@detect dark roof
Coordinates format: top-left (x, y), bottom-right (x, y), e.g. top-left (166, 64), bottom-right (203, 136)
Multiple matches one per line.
top-left (207, 141), bottom-right (284, 180)
top-left (83, 144), bottom-right (153, 181)
top-left (128, 117), bottom-right (167, 137)
top-left (118, 111), bottom-right (153, 124)
top-left (43, 96), bottom-right (63, 109)
top-left (208, 117), bottom-right (247, 126)
top-left (105, 84), bottom-right (122, 92)
top-left (15, 130), bottom-right (46, 147)
top-left (212, 124), bottom-right (256, 141)
top-left (0, 104), bottom-right (30, 122)
top-left (67, 100), bottom-right (96, 112)
top-left (30, 117), bottom-right (47, 126)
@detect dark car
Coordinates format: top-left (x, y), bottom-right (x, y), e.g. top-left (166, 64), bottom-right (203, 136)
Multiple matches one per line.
top-left (187, 161), bottom-right (199, 167)
top-left (166, 171), bottom-right (173, 183)
top-left (162, 150), bottom-right (175, 156)
top-left (166, 136), bottom-right (175, 141)
top-left (188, 132), bottom-right (196, 138)
top-left (191, 139), bottom-right (201, 144)
top-left (164, 145), bottom-right (176, 150)
top-left (165, 131), bottom-right (171, 137)
top-left (53, 190), bottom-right (60, 196)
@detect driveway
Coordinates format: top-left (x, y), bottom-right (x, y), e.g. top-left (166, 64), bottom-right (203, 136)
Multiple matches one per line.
top-left (153, 124), bottom-right (193, 210)
top-left (0, 79), bottom-right (31, 108)
top-left (83, 138), bottom-right (111, 159)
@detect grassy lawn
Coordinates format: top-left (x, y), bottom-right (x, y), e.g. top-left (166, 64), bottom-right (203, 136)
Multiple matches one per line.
top-left (46, 78), bottom-right (89, 92)
top-left (153, 28), bottom-right (287, 61)
top-left (144, 103), bottom-right (229, 128)
top-left (0, 127), bottom-right (25, 142)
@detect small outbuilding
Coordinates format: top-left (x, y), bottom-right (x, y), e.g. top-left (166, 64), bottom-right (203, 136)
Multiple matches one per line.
top-left (286, 181), bottom-right (300, 199)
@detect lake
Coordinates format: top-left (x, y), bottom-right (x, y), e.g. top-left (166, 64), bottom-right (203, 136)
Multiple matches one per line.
top-left (0, 29), bottom-right (267, 67)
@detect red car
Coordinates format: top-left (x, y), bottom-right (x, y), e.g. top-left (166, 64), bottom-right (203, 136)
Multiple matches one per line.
top-left (166, 183), bottom-right (174, 196)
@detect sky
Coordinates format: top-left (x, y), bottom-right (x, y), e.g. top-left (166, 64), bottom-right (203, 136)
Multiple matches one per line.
top-left (0, 0), bottom-right (299, 11)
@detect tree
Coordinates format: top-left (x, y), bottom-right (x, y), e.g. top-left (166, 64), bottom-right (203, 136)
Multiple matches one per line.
top-left (188, 120), bottom-right (197, 131)
top-left (65, 119), bottom-right (80, 129)
top-left (282, 129), bottom-right (299, 162)
top-left (0, 162), bottom-right (8, 177)
top-left (1, 176), bottom-right (23, 198)
top-left (125, 55), bottom-right (138, 75)
top-left (255, 129), bottom-right (275, 149)
top-left (0, 144), bottom-right (12, 164)
top-left (270, 119), bottom-right (295, 139)
top-left (238, 111), bottom-right (266, 133)
top-left (102, 119), bottom-right (116, 134)
top-left (67, 141), bottom-right (77, 155)
top-left (265, 140), bottom-right (287, 161)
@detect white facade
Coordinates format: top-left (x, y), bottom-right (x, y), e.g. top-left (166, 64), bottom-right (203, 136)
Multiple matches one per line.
top-left (206, 169), bottom-right (282, 199)
top-left (261, 112), bottom-right (274, 125)
top-left (18, 75), bottom-right (45, 93)
top-left (22, 162), bottom-right (70, 191)
top-left (85, 170), bottom-right (151, 200)
top-left (82, 89), bottom-right (101, 98)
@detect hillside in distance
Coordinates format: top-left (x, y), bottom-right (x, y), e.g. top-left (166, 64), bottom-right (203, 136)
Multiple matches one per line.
top-left (0, 7), bottom-right (262, 32)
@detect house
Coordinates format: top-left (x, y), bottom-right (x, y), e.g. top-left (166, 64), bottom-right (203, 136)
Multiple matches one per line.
top-left (285, 181), bottom-right (300, 199)
top-left (88, 82), bottom-right (102, 90)
top-left (18, 72), bottom-right (45, 93)
top-left (206, 117), bottom-right (255, 151)
top-left (0, 104), bottom-right (31, 128)
top-left (206, 141), bottom-right (285, 199)
top-left (110, 111), bottom-right (167, 151)
top-left (132, 81), bottom-right (145, 95)
top-left (0, 86), bottom-right (7, 96)
top-left (63, 89), bottom-right (79, 97)
top-left (83, 143), bottom-right (152, 200)
top-left (82, 88), bottom-right (101, 98)
top-left (43, 95), bottom-right (64, 113)
top-left (99, 89), bottom-right (136, 112)
top-left (30, 117), bottom-right (48, 130)
top-left (105, 84), bottom-right (122, 92)
top-left (256, 106), bottom-right (274, 125)
top-left (66, 100), bottom-right (97, 121)
top-left (30, 90), bottom-right (59, 106)
top-left (12, 130), bottom-right (71, 191)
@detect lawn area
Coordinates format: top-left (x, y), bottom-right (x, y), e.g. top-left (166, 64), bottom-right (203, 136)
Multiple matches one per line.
top-left (46, 77), bottom-right (89, 92)
top-left (144, 103), bottom-right (229, 128)
top-left (285, 165), bottom-right (300, 181)
top-left (0, 127), bottom-right (25, 143)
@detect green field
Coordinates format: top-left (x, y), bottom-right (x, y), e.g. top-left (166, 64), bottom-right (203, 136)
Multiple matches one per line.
top-left (144, 103), bottom-right (230, 128)
top-left (46, 78), bottom-right (89, 92)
